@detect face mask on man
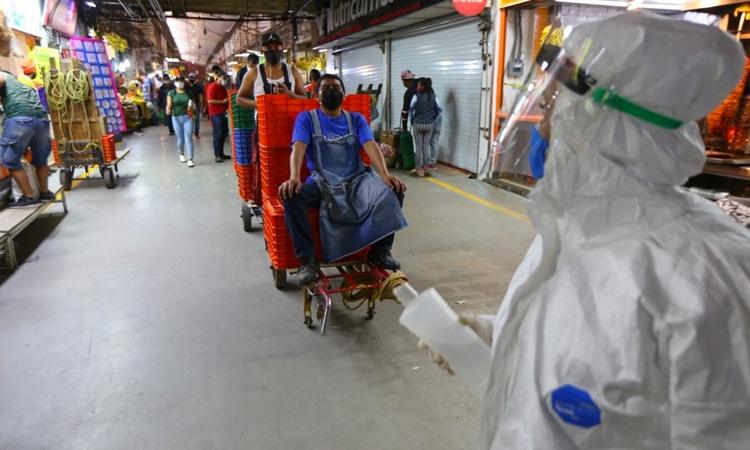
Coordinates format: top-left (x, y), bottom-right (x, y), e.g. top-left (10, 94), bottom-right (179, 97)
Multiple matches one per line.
top-left (175, 81), bottom-right (185, 89)
top-left (264, 50), bottom-right (283, 66)
top-left (320, 89), bottom-right (344, 110)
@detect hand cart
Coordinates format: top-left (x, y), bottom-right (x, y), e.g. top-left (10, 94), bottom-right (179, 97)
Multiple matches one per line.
top-left (55, 145), bottom-right (131, 190)
top-left (303, 262), bottom-right (408, 335)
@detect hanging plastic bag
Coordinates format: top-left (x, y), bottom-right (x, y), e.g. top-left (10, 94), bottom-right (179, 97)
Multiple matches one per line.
top-left (11, 163), bottom-right (40, 201)
top-left (0, 6), bottom-right (25, 58)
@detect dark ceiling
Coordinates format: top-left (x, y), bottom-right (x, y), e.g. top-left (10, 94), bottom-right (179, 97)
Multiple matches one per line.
top-left (95, 0), bottom-right (322, 22)
top-left (90, 0), bottom-right (324, 59)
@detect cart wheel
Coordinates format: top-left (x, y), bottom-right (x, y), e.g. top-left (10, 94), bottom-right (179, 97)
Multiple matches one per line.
top-left (273, 268), bottom-right (286, 290)
top-left (241, 203), bottom-right (253, 232)
top-left (103, 167), bottom-right (117, 189)
top-left (305, 316), bottom-right (314, 329)
top-left (60, 169), bottom-right (73, 191)
top-left (366, 307), bottom-right (375, 320)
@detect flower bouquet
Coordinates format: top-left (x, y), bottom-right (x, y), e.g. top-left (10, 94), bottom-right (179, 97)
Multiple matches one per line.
top-left (380, 143), bottom-right (397, 168)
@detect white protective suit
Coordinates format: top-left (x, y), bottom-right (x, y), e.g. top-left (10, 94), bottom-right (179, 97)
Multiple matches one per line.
top-left (478, 12), bottom-right (750, 450)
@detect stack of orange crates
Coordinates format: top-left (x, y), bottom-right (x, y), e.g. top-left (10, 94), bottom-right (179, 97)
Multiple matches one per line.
top-left (228, 90), bottom-right (258, 202)
top-left (258, 94), bottom-right (374, 270)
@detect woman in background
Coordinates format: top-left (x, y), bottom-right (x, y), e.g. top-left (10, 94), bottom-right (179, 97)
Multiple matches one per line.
top-left (166, 76), bottom-right (196, 167)
top-left (409, 77), bottom-right (441, 177)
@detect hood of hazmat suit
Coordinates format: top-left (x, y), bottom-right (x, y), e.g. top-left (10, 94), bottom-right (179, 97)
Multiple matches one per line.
top-left (479, 11), bottom-right (750, 450)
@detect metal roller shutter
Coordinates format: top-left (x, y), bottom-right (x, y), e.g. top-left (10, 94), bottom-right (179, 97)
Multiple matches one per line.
top-left (390, 19), bottom-right (483, 172)
top-left (340, 44), bottom-right (385, 131)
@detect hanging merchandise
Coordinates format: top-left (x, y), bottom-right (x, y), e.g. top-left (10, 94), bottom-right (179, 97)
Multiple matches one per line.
top-left (70, 36), bottom-right (127, 133)
top-left (0, 5), bottom-right (24, 57)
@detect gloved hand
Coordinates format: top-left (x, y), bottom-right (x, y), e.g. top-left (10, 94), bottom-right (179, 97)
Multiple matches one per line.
top-left (418, 313), bottom-right (494, 375)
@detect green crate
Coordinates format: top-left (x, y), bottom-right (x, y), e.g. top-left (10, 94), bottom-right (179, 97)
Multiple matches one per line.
top-left (230, 93), bottom-right (256, 129)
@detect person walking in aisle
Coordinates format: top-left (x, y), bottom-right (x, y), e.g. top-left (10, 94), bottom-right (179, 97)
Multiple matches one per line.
top-left (305, 69), bottom-right (321, 99)
top-left (428, 108), bottom-right (442, 171)
top-left (158, 75), bottom-right (174, 135)
top-left (400, 70), bottom-right (418, 131)
top-left (186, 73), bottom-right (204, 139)
top-left (206, 71), bottom-right (232, 163)
top-left (166, 76), bottom-right (196, 167)
top-left (409, 78), bottom-right (441, 177)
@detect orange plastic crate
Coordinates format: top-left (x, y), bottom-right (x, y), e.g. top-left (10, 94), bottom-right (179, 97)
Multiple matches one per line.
top-left (236, 163), bottom-right (255, 202)
top-left (101, 135), bottom-right (116, 163)
top-left (51, 140), bottom-right (61, 165)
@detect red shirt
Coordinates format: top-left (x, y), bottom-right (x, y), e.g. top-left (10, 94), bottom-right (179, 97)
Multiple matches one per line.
top-left (206, 82), bottom-right (228, 117)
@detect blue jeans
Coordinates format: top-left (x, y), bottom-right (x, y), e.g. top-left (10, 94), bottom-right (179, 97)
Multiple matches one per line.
top-left (429, 114), bottom-right (442, 166)
top-left (210, 113), bottom-right (229, 157)
top-left (0, 116), bottom-right (51, 170)
top-left (283, 183), bottom-right (405, 259)
top-left (172, 114), bottom-right (194, 158)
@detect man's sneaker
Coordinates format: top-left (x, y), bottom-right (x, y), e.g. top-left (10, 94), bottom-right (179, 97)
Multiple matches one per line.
top-left (194, 133), bottom-right (201, 140)
top-left (39, 191), bottom-right (56, 202)
top-left (187, 160), bottom-right (195, 168)
top-left (215, 156), bottom-right (224, 163)
top-left (8, 196), bottom-right (40, 208)
top-left (368, 249), bottom-right (401, 270)
top-left (220, 154), bottom-right (231, 160)
top-left (179, 153), bottom-right (187, 163)
top-left (297, 256), bottom-right (320, 285)
top-left (428, 164), bottom-right (438, 171)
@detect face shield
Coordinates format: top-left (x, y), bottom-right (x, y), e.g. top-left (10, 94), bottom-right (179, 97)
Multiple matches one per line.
top-left (483, 20), bottom-right (684, 186)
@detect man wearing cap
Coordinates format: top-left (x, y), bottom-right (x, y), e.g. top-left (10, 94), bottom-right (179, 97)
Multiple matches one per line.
top-left (236, 32), bottom-right (307, 111)
top-left (400, 70), bottom-right (418, 131)
top-left (0, 71), bottom-right (54, 207)
top-left (206, 70), bottom-right (232, 162)
top-left (186, 73), bottom-right (204, 139)
top-left (19, 60), bottom-right (38, 89)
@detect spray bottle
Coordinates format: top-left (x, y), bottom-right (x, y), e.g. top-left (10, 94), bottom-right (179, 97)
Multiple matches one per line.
top-left (394, 284), bottom-right (491, 400)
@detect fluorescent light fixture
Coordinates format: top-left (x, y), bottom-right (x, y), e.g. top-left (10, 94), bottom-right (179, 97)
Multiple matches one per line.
top-left (318, 49), bottom-right (327, 53)
top-left (85, 1), bottom-right (96, 7)
top-left (228, 61), bottom-right (239, 65)
top-left (165, 57), bottom-right (180, 63)
top-left (234, 53), bottom-right (250, 57)
top-left (556, 0), bottom-right (683, 9)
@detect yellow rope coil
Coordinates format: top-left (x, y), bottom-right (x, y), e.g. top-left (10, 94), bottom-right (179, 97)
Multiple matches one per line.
top-left (340, 270), bottom-right (409, 311)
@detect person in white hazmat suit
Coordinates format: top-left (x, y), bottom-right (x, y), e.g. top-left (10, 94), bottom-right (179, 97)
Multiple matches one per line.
top-left (455, 11), bottom-right (750, 450)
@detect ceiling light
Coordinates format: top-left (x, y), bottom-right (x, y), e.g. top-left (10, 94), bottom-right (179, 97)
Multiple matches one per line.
top-left (85, 1), bottom-right (96, 7)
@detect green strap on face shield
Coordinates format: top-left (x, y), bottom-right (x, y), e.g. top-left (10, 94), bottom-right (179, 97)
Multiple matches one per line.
top-left (591, 88), bottom-right (684, 130)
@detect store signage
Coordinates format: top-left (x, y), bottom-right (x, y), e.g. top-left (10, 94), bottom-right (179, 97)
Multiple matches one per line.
top-left (4, 0), bottom-right (43, 37)
top-left (452, 0), bottom-right (487, 16)
top-left (314, 0), bottom-right (444, 46)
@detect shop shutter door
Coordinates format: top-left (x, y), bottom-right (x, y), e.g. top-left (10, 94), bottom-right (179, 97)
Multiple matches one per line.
top-left (390, 19), bottom-right (482, 172)
top-left (341, 44), bottom-right (384, 129)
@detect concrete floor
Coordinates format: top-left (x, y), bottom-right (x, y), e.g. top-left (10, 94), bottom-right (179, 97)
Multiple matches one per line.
top-left (0, 120), bottom-right (536, 450)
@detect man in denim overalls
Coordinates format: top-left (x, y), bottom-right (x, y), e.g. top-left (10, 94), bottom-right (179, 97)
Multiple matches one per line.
top-left (280, 74), bottom-right (407, 285)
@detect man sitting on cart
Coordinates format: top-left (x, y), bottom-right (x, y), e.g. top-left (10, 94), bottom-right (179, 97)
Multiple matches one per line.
top-left (279, 74), bottom-right (408, 285)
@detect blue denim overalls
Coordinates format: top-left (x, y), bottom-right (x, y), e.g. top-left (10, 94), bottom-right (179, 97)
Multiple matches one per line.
top-left (309, 110), bottom-right (407, 263)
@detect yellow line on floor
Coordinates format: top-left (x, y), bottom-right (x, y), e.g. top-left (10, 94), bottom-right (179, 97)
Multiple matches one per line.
top-left (426, 177), bottom-right (530, 223)
top-left (69, 166), bottom-right (97, 189)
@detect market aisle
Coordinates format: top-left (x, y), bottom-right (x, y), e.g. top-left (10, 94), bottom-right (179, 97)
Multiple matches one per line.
top-left (0, 121), bottom-right (536, 450)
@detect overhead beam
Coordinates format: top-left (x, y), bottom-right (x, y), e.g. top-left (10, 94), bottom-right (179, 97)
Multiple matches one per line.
top-left (207, 20), bottom-right (243, 66)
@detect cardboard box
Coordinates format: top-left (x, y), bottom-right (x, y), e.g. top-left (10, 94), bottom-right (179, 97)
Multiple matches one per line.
top-left (381, 130), bottom-right (400, 149)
